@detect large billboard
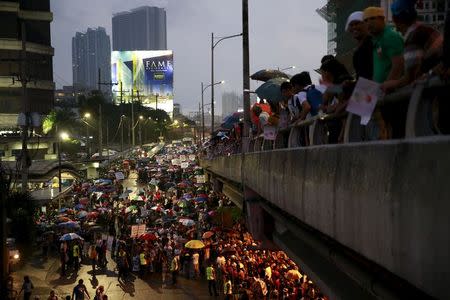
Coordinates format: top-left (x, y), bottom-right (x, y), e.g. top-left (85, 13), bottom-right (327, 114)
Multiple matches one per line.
top-left (111, 50), bottom-right (174, 117)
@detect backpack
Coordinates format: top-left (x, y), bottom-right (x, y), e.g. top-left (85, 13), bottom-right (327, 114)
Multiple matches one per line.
top-left (303, 85), bottom-right (323, 116)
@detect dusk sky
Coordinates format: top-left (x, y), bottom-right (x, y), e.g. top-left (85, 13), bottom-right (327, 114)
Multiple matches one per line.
top-left (51, 0), bottom-right (327, 115)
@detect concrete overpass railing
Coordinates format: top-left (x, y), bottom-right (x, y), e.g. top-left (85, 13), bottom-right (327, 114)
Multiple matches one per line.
top-left (201, 136), bottom-right (450, 299)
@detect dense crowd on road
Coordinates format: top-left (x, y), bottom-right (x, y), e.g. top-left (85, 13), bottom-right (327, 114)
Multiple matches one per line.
top-left (17, 143), bottom-right (329, 299)
top-left (205, 0), bottom-right (449, 158)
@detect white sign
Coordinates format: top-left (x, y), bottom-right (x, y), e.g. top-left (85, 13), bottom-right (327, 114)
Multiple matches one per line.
top-left (196, 175), bottom-right (206, 183)
top-left (189, 154), bottom-right (196, 161)
top-left (130, 224), bottom-right (146, 238)
top-left (115, 172), bottom-right (125, 180)
top-left (263, 126), bottom-right (277, 140)
top-left (180, 162), bottom-right (189, 169)
top-left (171, 159), bottom-right (180, 166)
top-left (346, 77), bottom-right (382, 125)
top-left (179, 155), bottom-right (187, 161)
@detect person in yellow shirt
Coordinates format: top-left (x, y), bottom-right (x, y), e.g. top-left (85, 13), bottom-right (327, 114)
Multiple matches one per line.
top-left (73, 243), bottom-right (80, 270)
top-left (206, 263), bottom-right (218, 296)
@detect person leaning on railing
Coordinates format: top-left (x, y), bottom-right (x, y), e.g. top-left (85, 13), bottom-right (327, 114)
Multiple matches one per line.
top-left (380, 0), bottom-right (443, 93)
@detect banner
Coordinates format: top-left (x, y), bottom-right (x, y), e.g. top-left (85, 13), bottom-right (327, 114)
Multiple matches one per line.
top-left (189, 154), bottom-right (196, 161)
top-left (131, 224), bottom-right (146, 238)
top-left (196, 175), bottom-right (206, 183)
top-left (171, 159), bottom-right (180, 166)
top-left (179, 155), bottom-right (187, 161)
top-left (346, 77), bottom-right (382, 125)
top-left (263, 126), bottom-right (277, 140)
top-left (181, 162), bottom-right (189, 169)
top-left (112, 50), bottom-right (174, 117)
top-left (115, 172), bottom-right (125, 181)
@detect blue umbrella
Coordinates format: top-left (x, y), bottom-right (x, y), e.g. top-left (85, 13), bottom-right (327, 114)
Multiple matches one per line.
top-left (221, 112), bottom-right (243, 130)
top-left (255, 77), bottom-right (290, 104)
top-left (59, 208), bottom-right (69, 213)
top-left (77, 211), bottom-right (88, 218)
top-left (58, 221), bottom-right (80, 229)
top-left (195, 197), bottom-right (207, 203)
top-left (74, 204), bottom-right (85, 210)
top-left (59, 233), bottom-right (84, 241)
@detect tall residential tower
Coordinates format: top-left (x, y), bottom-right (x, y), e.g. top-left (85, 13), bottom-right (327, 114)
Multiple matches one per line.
top-left (112, 6), bottom-right (167, 51)
top-left (72, 27), bottom-right (111, 94)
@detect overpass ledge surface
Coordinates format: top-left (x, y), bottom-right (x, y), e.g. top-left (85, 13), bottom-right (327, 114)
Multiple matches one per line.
top-left (201, 136), bottom-right (450, 299)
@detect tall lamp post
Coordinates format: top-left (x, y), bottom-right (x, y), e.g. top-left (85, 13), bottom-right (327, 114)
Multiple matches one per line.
top-left (83, 112), bottom-right (91, 158)
top-left (211, 32), bottom-right (242, 133)
top-left (57, 131), bottom-right (69, 207)
top-left (201, 80), bottom-right (224, 140)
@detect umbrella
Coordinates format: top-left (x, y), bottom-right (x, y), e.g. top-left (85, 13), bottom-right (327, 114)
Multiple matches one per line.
top-left (195, 197), bottom-right (207, 203)
top-left (57, 216), bottom-right (71, 223)
top-left (79, 198), bottom-right (89, 205)
top-left (59, 208), bottom-right (69, 213)
top-left (178, 200), bottom-right (188, 208)
top-left (77, 211), bottom-right (88, 218)
top-left (139, 233), bottom-right (157, 241)
top-left (86, 212), bottom-right (99, 220)
top-left (250, 69), bottom-right (290, 82)
top-left (183, 193), bottom-right (193, 199)
top-left (151, 205), bottom-right (163, 212)
top-left (74, 204), bottom-right (85, 210)
top-left (202, 231), bottom-right (214, 239)
top-left (125, 205), bottom-right (138, 213)
top-left (59, 233), bottom-right (84, 241)
top-left (255, 77), bottom-right (290, 104)
top-left (179, 218), bottom-right (195, 227)
top-left (58, 221), bottom-right (80, 229)
top-left (185, 240), bottom-right (205, 249)
top-left (221, 112), bottom-right (243, 130)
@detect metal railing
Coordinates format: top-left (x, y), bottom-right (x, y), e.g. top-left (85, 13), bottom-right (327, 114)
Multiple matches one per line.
top-left (248, 76), bottom-right (449, 153)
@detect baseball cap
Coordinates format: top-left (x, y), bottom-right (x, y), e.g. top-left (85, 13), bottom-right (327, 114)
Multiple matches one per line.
top-left (345, 11), bottom-right (364, 31)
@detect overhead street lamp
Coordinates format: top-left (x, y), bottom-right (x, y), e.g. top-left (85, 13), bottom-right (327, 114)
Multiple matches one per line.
top-left (211, 32), bottom-right (242, 133)
top-left (201, 81), bottom-right (224, 140)
top-left (278, 66), bottom-right (296, 71)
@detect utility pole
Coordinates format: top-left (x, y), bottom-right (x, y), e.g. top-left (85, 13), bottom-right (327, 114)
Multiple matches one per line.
top-left (106, 119), bottom-right (110, 164)
top-left (98, 104), bottom-right (103, 160)
top-left (20, 21), bottom-right (29, 193)
top-left (155, 93), bottom-right (159, 110)
top-left (131, 89), bottom-right (135, 146)
top-left (201, 82), bottom-right (205, 140)
top-left (242, 0), bottom-right (251, 152)
top-left (120, 115), bottom-right (124, 153)
top-left (211, 32), bottom-right (215, 133)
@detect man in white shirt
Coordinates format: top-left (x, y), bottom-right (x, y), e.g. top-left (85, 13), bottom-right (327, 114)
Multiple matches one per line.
top-left (289, 72), bottom-right (313, 121)
top-left (192, 252), bottom-right (200, 278)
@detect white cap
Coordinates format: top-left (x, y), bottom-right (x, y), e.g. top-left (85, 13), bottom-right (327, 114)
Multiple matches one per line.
top-left (345, 11), bottom-right (364, 31)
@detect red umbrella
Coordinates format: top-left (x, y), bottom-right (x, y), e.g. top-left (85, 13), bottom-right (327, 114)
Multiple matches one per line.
top-left (86, 212), bottom-right (99, 220)
top-left (202, 231), bottom-right (214, 239)
top-left (139, 233), bottom-right (157, 241)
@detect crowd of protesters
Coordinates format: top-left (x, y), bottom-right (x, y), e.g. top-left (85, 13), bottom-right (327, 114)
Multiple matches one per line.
top-left (23, 144), bottom-right (329, 299)
top-left (205, 0), bottom-right (449, 157)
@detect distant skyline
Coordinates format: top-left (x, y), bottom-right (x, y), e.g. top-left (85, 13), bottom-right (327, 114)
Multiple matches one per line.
top-left (50, 0), bottom-right (327, 115)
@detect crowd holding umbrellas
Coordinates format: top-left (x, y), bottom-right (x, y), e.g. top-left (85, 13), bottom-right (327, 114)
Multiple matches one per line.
top-left (32, 143), bottom-right (327, 299)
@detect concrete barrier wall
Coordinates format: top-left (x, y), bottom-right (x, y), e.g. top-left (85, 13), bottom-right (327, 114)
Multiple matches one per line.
top-left (202, 137), bottom-right (450, 299)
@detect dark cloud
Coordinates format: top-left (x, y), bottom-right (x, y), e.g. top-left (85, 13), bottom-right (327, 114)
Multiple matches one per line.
top-left (51, 0), bottom-right (327, 114)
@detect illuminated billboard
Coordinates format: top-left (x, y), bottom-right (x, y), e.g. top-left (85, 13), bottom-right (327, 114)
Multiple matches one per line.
top-left (111, 50), bottom-right (174, 117)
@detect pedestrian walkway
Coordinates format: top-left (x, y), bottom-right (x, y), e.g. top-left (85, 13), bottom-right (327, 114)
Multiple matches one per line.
top-left (12, 250), bottom-right (215, 299)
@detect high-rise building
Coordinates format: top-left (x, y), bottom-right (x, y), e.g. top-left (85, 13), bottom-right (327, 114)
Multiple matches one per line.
top-left (317, 0), bottom-right (449, 72)
top-left (173, 103), bottom-right (181, 118)
top-left (112, 6), bottom-right (167, 51)
top-left (0, 0), bottom-right (54, 128)
top-left (221, 91), bottom-right (242, 118)
top-left (72, 27), bottom-right (111, 94)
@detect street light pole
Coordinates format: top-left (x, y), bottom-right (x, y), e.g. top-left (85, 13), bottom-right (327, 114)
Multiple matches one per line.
top-left (242, 0), bottom-right (251, 152)
top-left (202, 81), bottom-right (224, 140)
top-left (211, 32), bottom-right (242, 134)
top-left (201, 82), bottom-right (205, 140)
